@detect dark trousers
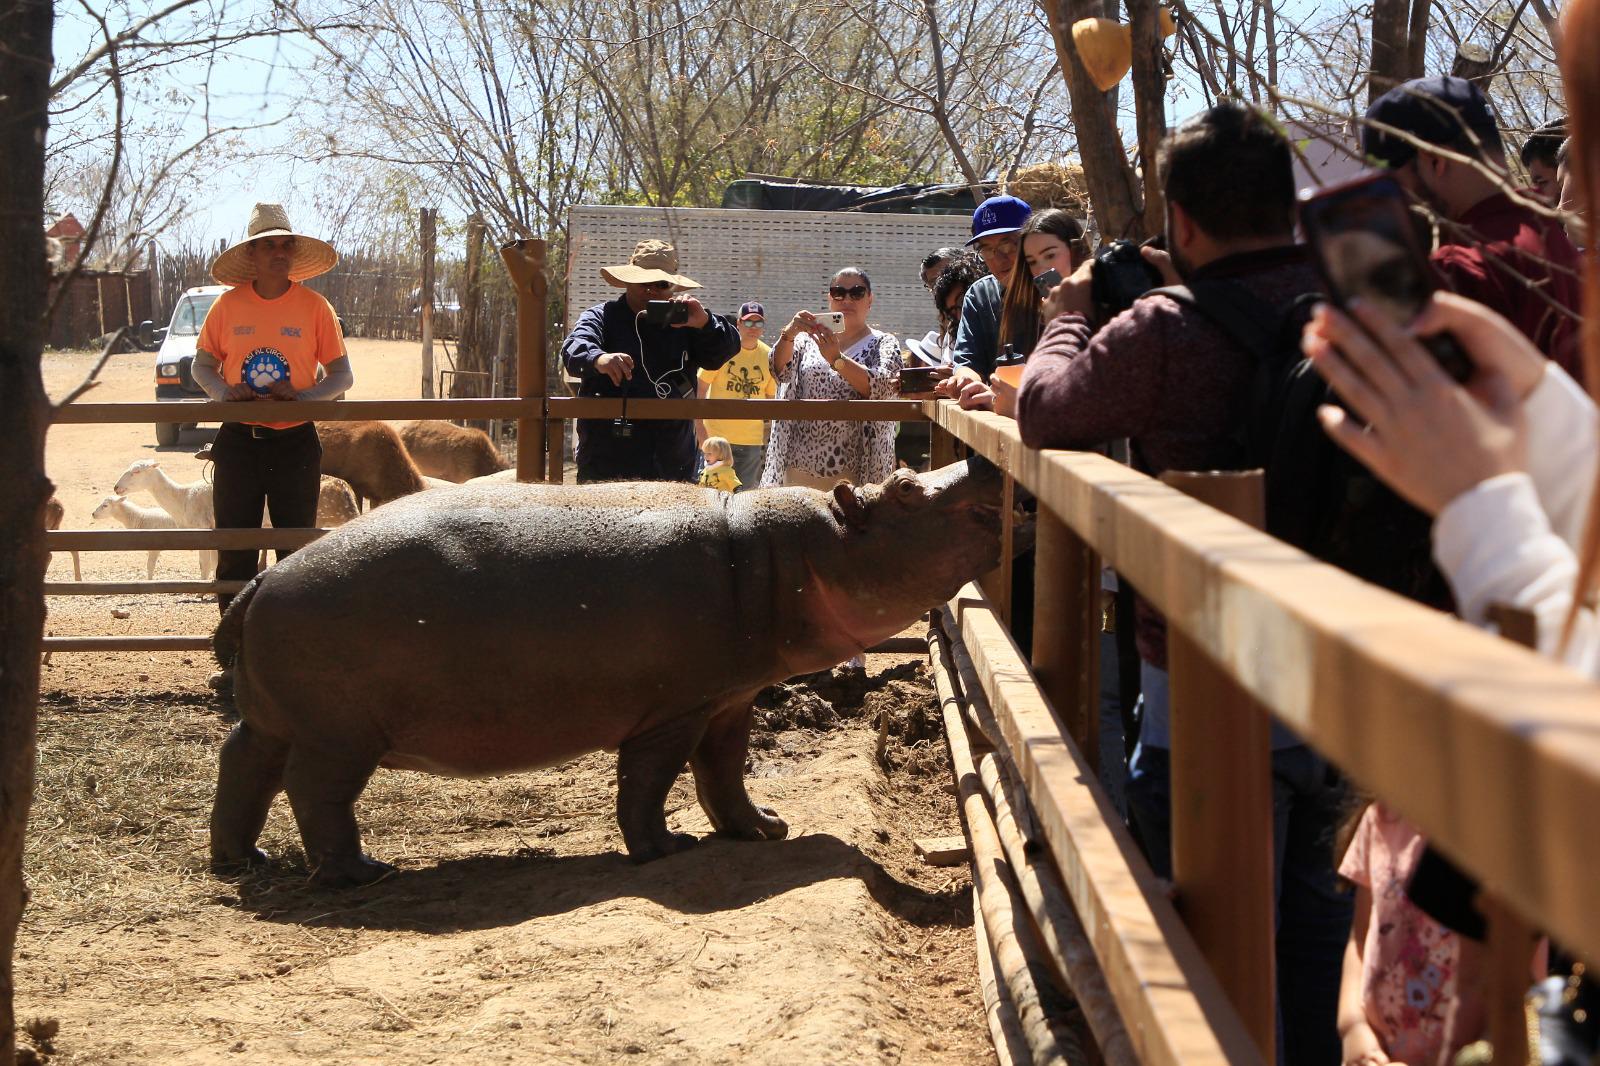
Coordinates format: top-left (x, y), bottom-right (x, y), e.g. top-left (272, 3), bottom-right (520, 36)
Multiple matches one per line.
top-left (575, 418), bottom-right (697, 483)
top-left (1127, 741), bottom-right (1353, 1066)
top-left (211, 421), bottom-right (322, 616)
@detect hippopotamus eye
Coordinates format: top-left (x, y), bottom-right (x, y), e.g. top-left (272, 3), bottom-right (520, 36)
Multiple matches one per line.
top-left (894, 477), bottom-right (918, 499)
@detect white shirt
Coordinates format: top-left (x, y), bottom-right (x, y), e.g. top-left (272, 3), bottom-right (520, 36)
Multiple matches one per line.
top-left (1432, 363), bottom-right (1600, 669)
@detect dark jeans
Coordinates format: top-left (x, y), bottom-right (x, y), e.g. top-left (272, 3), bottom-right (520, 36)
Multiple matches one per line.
top-left (211, 421), bottom-right (322, 616)
top-left (576, 418), bottom-right (697, 483)
top-left (730, 444), bottom-right (765, 491)
top-left (1127, 741), bottom-right (1353, 1066)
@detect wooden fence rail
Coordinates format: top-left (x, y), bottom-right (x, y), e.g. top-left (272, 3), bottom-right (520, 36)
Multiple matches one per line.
top-left (926, 401), bottom-right (1600, 1059)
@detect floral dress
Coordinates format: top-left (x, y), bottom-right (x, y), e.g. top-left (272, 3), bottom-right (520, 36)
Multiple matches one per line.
top-left (1338, 803), bottom-right (1460, 1066)
top-left (759, 329), bottom-right (903, 488)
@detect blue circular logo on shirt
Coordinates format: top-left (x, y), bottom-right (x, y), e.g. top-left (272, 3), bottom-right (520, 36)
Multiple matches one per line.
top-left (242, 348), bottom-right (290, 394)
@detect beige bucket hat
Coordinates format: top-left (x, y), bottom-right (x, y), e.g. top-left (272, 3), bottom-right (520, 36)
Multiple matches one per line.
top-left (210, 203), bottom-right (338, 287)
top-left (600, 239), bottom-right (701, 290)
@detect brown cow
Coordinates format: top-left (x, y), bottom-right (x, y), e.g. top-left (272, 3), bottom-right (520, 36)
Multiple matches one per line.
top-left (397, 420), bottom-right (510, 483)
top-left (316, 421), bottom-right (428, 509)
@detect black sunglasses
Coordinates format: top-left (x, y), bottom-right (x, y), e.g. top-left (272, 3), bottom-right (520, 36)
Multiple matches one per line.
top-left (646, 280), bottom-right (673, 291)
top-left (829, 284), bottom-right (869, 300)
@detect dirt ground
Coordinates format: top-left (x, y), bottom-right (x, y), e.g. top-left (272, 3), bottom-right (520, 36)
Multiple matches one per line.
top-left (16, 343), bottom-right (990, 1065)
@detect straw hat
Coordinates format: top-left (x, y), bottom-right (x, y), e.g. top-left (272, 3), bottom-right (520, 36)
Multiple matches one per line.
top-left (210, 203), bottom-right (338, 287)
top-left (600, 239), bottom-right (701, 290)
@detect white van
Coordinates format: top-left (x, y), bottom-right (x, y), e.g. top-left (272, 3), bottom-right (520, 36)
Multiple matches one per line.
top-left (152, 284), bottom-right (226, 446)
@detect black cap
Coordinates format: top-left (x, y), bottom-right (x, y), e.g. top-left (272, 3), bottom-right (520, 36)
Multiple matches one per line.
top-left (1362, 76), bottom-right (1504, 169)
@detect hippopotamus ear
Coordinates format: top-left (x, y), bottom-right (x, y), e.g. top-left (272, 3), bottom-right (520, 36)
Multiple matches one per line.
top-left (830, 482), bottom-right (869, 530)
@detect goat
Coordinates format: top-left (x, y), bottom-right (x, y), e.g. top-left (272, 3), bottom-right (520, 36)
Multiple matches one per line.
top-left (91, 495), bottom-right (175, 579)
top-left (114, 459), bottom-right (215, 579)
top-left (44, 495), bottom-right (81, 581)
top-left (317, 421), bottom-right (428, 509)
top-left (398, 420), bottom-right (510, 483)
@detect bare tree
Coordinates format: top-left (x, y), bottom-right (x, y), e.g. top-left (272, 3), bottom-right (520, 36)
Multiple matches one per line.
top-left (0, 1), bottom-right (54, 1061)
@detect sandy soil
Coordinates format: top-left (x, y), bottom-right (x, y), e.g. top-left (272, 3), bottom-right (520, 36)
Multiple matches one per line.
top-left (16, 344), bottom-right (989, 1065)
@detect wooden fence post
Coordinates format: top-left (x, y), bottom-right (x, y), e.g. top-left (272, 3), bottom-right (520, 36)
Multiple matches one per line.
top-left (498, 239), bottom-right (548, 482)
top-left (1031, 509), bottom-right (1100, 760)
top-left (419, 207), bottom-right (437, 400)
top-left (1160, 470), bottom-right (1276, 1060)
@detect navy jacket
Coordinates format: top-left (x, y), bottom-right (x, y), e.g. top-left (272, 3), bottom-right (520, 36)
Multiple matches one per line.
top-left (561, 297), bottom-right (739, 401)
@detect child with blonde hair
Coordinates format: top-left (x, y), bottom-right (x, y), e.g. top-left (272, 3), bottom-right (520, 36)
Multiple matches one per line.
top-left (698, 436), bottom-right (740, 493)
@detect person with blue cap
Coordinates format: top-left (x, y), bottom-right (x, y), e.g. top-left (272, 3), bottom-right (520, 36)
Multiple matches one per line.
top-left (1363, 75), bottom-right (1582, 382)
top-left (943, 194), bottom-right (1033, 389)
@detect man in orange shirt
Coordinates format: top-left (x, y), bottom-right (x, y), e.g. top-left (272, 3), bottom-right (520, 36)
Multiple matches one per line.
top-left (193, 204), bottom-right (353, 623)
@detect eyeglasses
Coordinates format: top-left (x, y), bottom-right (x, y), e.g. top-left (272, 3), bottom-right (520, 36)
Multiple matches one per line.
top-left (646, 280), bottom-right (673, 291)
top-left (740, 318), bottom-right (765, 327)
top-left (829, 284), bottom-right (869, 300)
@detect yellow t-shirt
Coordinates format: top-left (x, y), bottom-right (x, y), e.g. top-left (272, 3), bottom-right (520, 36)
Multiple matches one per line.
top-left (697, 340), bottom-right (775, 446)
top-left (698, 463), bottom-right (741, 493)
top-left (196, 281), bottom-right (345, 428)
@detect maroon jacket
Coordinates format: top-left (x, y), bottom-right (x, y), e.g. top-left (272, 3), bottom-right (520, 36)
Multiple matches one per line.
top-left (1434, 192), bottom-right (1583, 383)
top-left (1016, 245), bottom-right (1321, 669)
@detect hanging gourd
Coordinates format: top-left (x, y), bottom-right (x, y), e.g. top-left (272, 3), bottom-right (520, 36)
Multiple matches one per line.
top-left (1071, 7), bottom-right (1178, 92)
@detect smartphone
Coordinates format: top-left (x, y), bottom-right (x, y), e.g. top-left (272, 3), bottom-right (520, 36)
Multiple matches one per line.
top-left (1298, 173), bottom-right (1472, 381)
top-left (1032, 268), bottom-right (1063, 298)
top-left (898, 365), bottom-right (953, 395)
top-left (643, 300), bottom-right (690, 326)
top-left (815, 311), bottom-right (846, 333)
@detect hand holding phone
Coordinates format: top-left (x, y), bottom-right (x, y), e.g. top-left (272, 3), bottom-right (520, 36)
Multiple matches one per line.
top-left (814, 311), bottom-right (847, 333)
top-left (1298, 173), bottom-right (1472, 382)
top-left (1032, 268), bottom-right (1063, 298)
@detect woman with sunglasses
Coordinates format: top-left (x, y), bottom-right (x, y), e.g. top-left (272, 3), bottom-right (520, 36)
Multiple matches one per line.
top-left (760, 267), bottom-right (904, 490)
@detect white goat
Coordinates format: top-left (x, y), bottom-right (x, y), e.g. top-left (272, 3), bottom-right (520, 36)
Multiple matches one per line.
top-left (91, 495), bottom-right (176, 579)
top-left (114, 459), bottom-right (215, 579)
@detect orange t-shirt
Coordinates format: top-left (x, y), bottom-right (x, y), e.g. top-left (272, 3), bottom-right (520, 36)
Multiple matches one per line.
top-left (196, 281), bottom-right (344, 428)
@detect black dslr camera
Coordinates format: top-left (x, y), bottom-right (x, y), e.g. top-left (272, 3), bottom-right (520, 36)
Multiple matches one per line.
top-left (1090, 239), bottom-right (1164, 323)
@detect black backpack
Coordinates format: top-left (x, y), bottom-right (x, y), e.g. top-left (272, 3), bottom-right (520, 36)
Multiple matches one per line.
top-left (1144, 281), bottom-right (1452, 609)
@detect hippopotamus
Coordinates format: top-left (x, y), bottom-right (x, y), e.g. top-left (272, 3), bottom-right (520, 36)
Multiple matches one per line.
top-left (210, 457), bottom-right (1026, 886)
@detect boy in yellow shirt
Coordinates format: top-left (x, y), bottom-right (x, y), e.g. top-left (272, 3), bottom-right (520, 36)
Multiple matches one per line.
top-left (696, 301), bottom-right (775, 491)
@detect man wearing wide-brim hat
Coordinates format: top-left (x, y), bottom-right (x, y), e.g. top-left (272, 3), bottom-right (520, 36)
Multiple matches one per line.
top-left (193, 202), bottom-right (354, 628)
top-left (560, 239), bottom-right (739, 483)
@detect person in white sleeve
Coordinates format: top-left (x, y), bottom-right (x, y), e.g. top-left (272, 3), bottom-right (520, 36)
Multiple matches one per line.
top-left (1301, 291), bottom-right (1599, 671)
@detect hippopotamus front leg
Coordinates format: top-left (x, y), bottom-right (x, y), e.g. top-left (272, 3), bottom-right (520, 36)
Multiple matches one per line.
top-left (210, 722), bottom-right (289, 872)
top-left (282, 748), bottom-right (394, 887)
top-left (690, 702), bottom-right (788, 843)
top-left (616, 712), bottom-right (713, 862)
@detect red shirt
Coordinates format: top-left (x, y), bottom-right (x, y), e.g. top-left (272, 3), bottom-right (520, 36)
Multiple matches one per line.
top-left (1433, 193), bottom-right (1583, 383)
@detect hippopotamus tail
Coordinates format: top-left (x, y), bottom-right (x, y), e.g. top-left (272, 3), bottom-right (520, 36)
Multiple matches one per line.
top-left (213, 574), bottom-right (264, 667)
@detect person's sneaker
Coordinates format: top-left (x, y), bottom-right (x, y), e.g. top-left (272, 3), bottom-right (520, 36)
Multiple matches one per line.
top-left (208, 668), bottom-right (234, 691)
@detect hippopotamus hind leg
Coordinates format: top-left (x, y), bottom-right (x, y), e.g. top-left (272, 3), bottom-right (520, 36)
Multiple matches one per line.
top-left (690, 703), bottom-right (788, 843)
top-left (210, 722), bottom-right (289, 872)
top-left (282, 749), bottom-right (394, 887)
top-left (616, 713), bottom-right (712, 863)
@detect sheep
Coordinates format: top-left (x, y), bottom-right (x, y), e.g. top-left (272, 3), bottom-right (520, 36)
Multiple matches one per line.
top-left (114, 459), bottom-right (215, 579)
top-left (397, 420), bottom-right (510, 482)
top-left (91, 495), bottom-right (175, 579)
top-left (316, 421), bottom-right (428, 509)
top-left (44, 495), bottom-right (81, 581)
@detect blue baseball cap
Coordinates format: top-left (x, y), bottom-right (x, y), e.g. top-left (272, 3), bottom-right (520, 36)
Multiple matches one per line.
top-left (1363, 76), bottom-right (1504, 170)
top-left (966, 195), bottom-right (1032, 246)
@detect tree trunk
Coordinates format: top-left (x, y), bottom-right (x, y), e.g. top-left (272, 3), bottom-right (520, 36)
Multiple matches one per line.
top-left (0, 2), bottom-right (55, 1062)
top-left (419, 207), bottom-right (436, 399)
top-left (1369, 0), bottom-right (1429, 104)
top-left (1127, 0), bottom-right (1167, 239)
top-left (452, 215), bottom-right (489, 428)
top-left (1048, 0), bottom-right (1144, 241)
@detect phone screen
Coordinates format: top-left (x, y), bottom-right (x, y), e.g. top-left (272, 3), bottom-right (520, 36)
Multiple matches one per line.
top-left (1300, 174), bottom-right (1471, 381)
top-left (1301, 175), bottom-right (1436, 321)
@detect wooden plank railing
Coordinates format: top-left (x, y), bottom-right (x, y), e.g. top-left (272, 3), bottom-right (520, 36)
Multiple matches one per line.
top-left (926, 401), bottom-right (1600, 1051)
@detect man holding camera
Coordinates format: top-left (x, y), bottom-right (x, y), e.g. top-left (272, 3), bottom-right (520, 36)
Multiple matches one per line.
top-left (561, 240), bottom-right (740, 483)
top-left (1016, 102), bottom-right (1350, 1066)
